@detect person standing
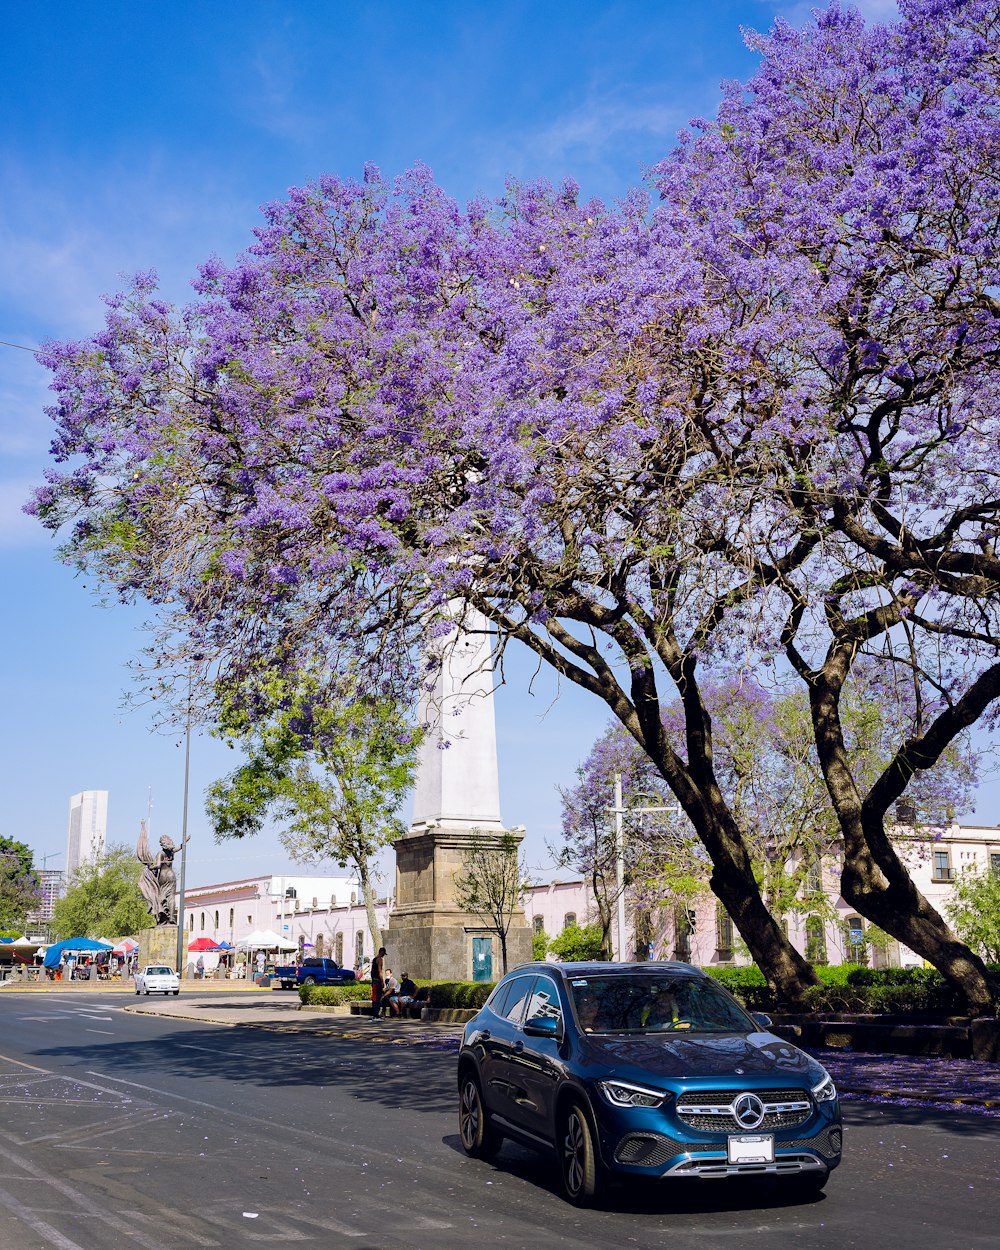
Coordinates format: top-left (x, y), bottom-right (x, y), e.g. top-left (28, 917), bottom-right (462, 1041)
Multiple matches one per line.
top-left (370, 946), bottom-right (387, 1019)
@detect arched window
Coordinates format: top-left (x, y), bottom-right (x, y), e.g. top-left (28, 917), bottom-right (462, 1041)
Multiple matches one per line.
top-left (844, 915), bottom-right (867, 966)
top-left (532, 916), bottom-right (544, 935)
top-left (355, 931), bottom-right (365, 968)
top-left (214, 911), bottom-right (219, 930)
top-left (335, 933), bottom-right (344, 964)
top-left (200, 912), bottom-right (205, 931)
top-left (805, 915), bottom-right (827, 965)
top-left (673, 905), bottom-right (693, 962)
top-left (715, 905), bottom-right (734, 961)
top-left (228, 908), bottom-right (234, 929)
top-left (562, 912), bottom-right (576, 931)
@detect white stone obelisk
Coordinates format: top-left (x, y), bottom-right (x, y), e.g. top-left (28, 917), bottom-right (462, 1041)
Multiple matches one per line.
top-left (409, 605), bottom-right (505, 833)
top-left (383, 604), bottom-right (531, 980)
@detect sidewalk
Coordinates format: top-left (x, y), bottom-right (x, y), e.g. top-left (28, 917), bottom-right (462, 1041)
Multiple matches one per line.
top-left (116, 994), bottom-right (1000, 1114)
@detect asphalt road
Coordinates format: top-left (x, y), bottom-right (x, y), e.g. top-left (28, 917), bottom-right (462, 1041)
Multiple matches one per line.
top-left (0, 992), bottom-right (997, 1250)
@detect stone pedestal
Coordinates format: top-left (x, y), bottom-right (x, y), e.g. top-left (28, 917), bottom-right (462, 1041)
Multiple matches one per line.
top-left (382, 825), bottom-right (532, 982)
top-left (137, 925), bottom-right (181, 973)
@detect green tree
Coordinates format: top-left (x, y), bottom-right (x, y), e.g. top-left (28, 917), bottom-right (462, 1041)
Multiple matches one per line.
top-left (548, 923), bottom-right (607, 963)
top-left (0, 837), bottom-right (41, 931)
top-left (454, 832), bottom-right (530, 976)
top-left (531, 927), bottom-right (549, 962)
top-left (206, 670), bottom-right (420, 953)
top-left (51, 845), bottom-right (148, 940)
top-left (946, 869), bottom-right (1000, 966)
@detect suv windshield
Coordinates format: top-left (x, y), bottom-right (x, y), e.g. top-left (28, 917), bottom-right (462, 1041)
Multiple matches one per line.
top-left (568, 974), bottom-right (753, 1035)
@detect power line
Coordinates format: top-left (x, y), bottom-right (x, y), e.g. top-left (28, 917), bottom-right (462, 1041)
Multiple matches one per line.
top-left (0, 338), bottom-right (42, 354)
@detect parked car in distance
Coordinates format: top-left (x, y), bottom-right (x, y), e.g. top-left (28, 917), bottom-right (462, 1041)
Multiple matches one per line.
top-left (458, 961), bottom-right (842, 1206)
top-left (274, 957), bottom-right (357, 990)
top-left (134, 965), bottom-right (180, 996)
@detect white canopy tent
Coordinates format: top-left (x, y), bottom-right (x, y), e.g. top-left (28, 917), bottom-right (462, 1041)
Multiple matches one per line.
top-left (236, 929), bottom-right (296, 952)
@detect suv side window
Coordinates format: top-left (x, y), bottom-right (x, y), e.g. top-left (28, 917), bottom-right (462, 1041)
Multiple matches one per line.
top-left (486, 979), bottom-right (514, 1019)
top-left (500, 975), bottom-right (537, 1024)
top-left (525, 975), bottom-right (563, 1027)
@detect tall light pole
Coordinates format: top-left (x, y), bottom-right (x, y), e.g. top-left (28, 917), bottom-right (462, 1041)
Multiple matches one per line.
top-left (610, 775), bottom-right (682, 962)
top-left (175, 667), bottom-right (193, 976)
top-left (613, 774), bottom-right (626, 961)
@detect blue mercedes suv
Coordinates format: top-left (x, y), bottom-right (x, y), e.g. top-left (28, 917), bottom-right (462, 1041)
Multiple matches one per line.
top-left (457, 961), bottom-right (841, 1205)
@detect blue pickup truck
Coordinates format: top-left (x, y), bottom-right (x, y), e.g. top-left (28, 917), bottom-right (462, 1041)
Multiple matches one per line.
top-left (274, 957), bottom-right (357, 991)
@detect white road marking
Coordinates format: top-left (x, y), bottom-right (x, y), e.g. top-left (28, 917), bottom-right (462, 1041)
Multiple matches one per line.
top-left (0, 1181), bottom-right (89, 1250)
top-left (85, 1028), bottom-right (115, 1035)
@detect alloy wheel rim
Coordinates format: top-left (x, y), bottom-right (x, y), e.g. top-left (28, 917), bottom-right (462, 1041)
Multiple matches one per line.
top-left (563, 1113), bottom-right (585, 1193)
top-left (460, 1081), bottom-right (480, 1147)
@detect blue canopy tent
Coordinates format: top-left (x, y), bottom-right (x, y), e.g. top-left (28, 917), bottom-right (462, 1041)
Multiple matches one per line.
top-left (43, 937), bottom-right (113, 969)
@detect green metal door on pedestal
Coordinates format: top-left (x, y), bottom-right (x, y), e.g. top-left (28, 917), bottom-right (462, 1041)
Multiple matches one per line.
top-left (472, 937), bottom-right (493, 981)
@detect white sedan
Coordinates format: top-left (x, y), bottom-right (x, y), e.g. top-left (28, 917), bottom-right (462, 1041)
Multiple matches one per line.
top-left (134, 965), bottom-right (180, 995)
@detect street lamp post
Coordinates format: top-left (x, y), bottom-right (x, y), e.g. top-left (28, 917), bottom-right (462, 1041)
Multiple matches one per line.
top-left (610, 774), bottom-right (682, 962)
top-left (175, 670), bottom-right (193, 977)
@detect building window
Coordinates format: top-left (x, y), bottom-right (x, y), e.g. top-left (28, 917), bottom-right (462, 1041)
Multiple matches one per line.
top-left (990, 853), bottom-right (1000, 878)
top-left (335, 933), bottom-right (344, 964)
top-left (805, 857), bottom-right (823, 893)
top-left (247, 914), bottom-right (253, 926)
top-left (532, 916), bottom-right (544, 935)
top-left (844, 915), bottom-right (868, 966)
top-left (562, 912), bottom-right (576, 931)
top-left (932, 850), bottom-right (953, 882)
top-left (214, 911), bottom-right (219, 930)
top-left (355, 931), bottom-right (365, 969)
top-left (229, 908), bottom-right (234, 929)
top-left (715, 906), bottom-right (734, 961)
top-left (673, 906), bottom-right (694, 962)
top-left (200, 912), bottom-right (205, 931)
top-left (805, 915), bottom-right (827, 965)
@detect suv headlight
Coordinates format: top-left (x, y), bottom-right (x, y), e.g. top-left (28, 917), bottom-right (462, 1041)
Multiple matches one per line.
top-left (597, 1080), bottom-right (668, 1108)
top-left (811, 1073), bottom-right (838, 1103)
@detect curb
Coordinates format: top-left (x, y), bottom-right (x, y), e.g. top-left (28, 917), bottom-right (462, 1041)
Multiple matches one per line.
top-left (842, 1085), bottom-right (1000, 1110)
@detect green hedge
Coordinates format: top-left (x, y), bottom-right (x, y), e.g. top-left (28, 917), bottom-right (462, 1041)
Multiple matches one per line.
top-left (704, 963), bottom-right (997, 1015)
top-left (427, 981), bottom-right (495, 1009)
top-left (298, 982), bottom-right (374, 1006)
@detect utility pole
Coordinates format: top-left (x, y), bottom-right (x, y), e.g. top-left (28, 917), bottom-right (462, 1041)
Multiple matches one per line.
top-left (175, 668), bottom-right (193, 977)
top-left (614, 773), bottom-right (625, 961)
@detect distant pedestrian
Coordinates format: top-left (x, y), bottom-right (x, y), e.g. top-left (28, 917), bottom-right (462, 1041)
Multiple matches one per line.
top-left (196, 955), bottom-right (205, 980)
top-left (371, 947), bottom-right (387, 1019)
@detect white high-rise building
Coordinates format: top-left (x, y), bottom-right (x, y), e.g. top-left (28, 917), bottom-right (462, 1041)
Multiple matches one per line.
top-left (66, 790), bottom-right (108, 875)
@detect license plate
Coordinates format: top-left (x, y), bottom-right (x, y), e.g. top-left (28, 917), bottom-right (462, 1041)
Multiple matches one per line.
top-left (728, 1134), bottom-right (774, 1164)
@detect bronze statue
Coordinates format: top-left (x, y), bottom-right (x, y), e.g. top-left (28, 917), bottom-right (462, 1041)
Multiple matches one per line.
top-left (136, 821), bottom-right (189, 926)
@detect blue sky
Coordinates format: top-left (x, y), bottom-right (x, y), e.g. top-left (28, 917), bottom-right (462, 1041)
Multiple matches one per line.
top-left (4, 0), bottom-right (952, 894)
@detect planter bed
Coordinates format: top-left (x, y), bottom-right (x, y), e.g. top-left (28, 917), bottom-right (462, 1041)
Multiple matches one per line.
top-left (769, 1013), bottom-right (1000, 1061)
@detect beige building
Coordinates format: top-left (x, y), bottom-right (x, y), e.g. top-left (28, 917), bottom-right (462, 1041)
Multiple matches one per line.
top-left (523, 820), bottom-right (1000, 970)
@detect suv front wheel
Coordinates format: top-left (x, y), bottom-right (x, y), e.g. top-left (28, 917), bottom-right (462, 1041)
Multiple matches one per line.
top-left (560, 1102), bottom-right (602, 1206)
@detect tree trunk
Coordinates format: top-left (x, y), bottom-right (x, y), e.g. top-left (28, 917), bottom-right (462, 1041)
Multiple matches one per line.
top-left (841, 821), bottom-right (994, 1012)
top-left (809, 670), bottom-right (995, 1013)
top-left (354, 855), bottom-right (382, 953)
top-left (664, 774), bottom-right (820, 1007)
top-left (499, 928), bottom-right (509, 976)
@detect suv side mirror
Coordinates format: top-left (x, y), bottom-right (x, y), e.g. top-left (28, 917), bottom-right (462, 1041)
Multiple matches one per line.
top-left (523, 1014), bottom-right (562, 1040)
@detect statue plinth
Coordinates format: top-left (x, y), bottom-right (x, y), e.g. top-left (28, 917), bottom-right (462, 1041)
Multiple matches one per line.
top-left (382, 824), bottom-right (532, 981)
top-left (137, 925), bottom-right (180, 973)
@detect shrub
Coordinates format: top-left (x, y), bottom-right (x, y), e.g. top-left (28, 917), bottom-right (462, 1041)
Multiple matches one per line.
top-left (298, 982), bottom-right (373, 1006)
top-left (531, 928), bottom-right (549, 962)
top-left (427, 981), bottom-right (495, 1009)
top-left (702, 966), bottom-right (773, 1011)
top-left (547, 922), bottom-right (607, 962)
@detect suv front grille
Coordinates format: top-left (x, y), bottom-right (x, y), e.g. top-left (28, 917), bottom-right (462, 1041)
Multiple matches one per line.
top-left (676, 1088), bottom-right (811, 1134)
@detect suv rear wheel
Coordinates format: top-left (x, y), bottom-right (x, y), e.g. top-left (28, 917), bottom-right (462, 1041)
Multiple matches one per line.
top-left (458, 1073), bottom-right (502, 1159)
